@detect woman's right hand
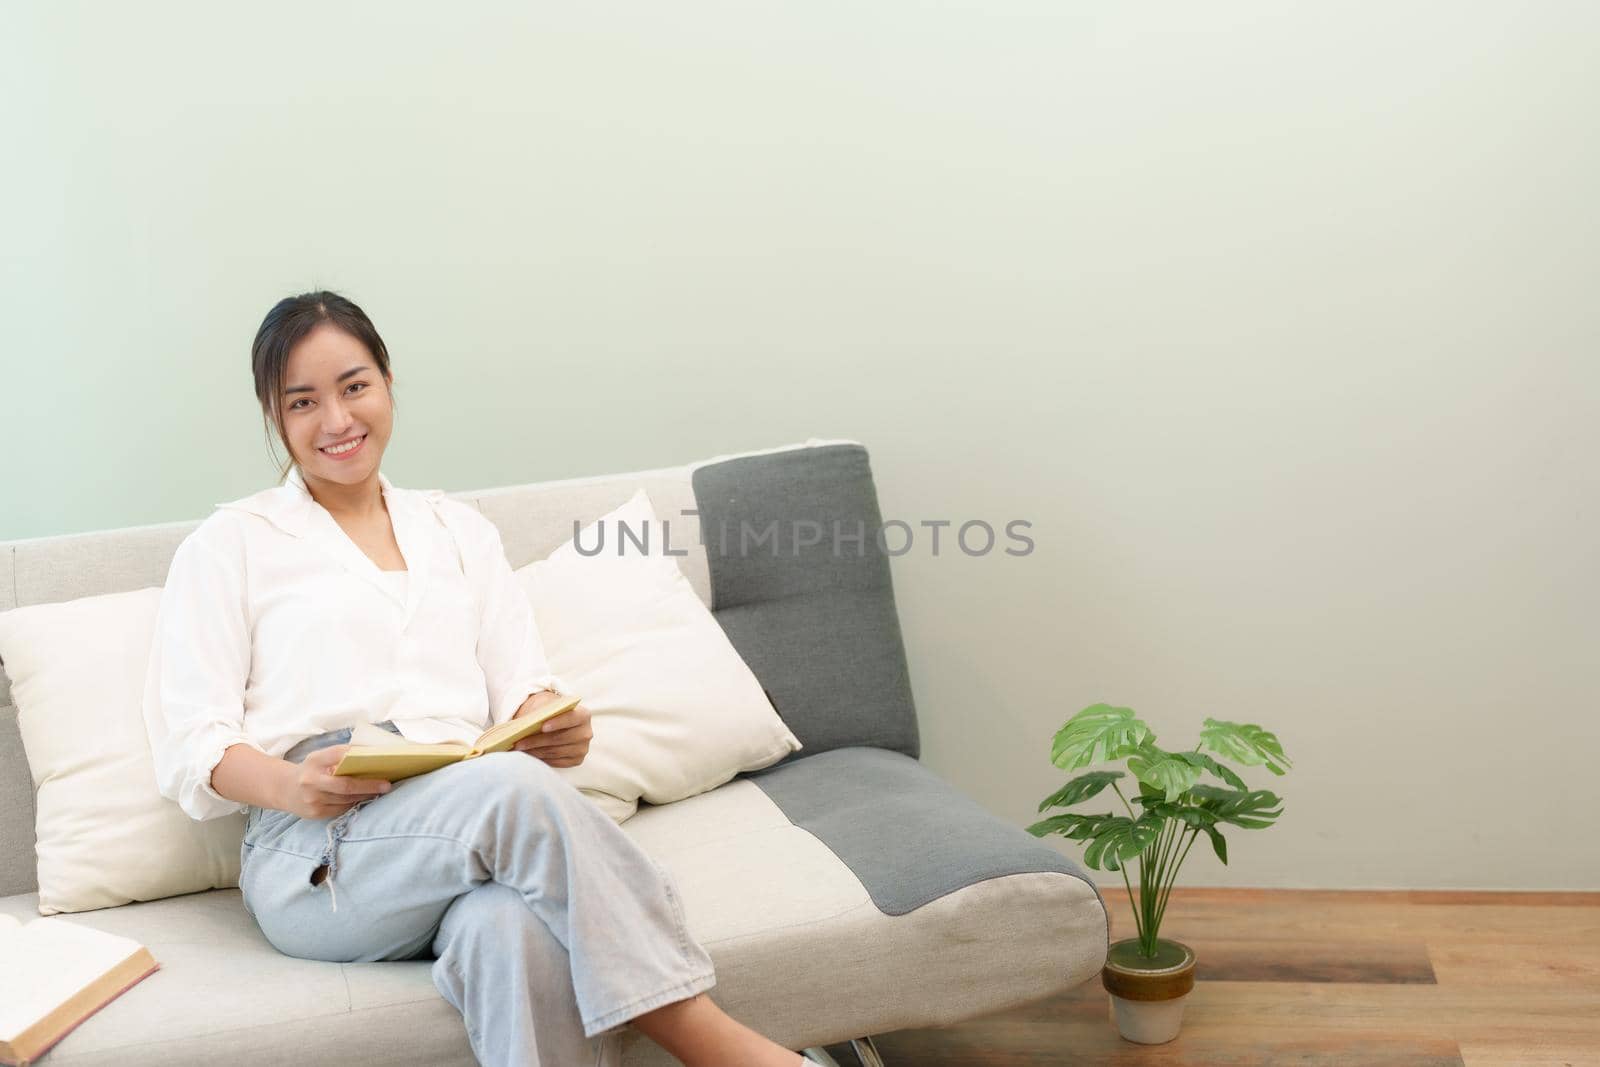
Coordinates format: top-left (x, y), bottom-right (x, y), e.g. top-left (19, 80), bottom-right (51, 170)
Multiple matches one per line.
top-left (280, 744), bottom-right (392, 820)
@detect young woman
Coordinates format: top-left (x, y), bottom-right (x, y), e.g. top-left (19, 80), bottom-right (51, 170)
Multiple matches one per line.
top-left (142, 291), bottom-right (809, 1067)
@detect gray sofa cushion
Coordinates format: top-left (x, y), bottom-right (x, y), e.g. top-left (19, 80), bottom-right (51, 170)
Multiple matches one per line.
top-left (0, 704), bottom-right (36, 896)
top-left (693, 444), bottom-right (920, 764)
top-left (744, 745), bottom-right (1106, 916)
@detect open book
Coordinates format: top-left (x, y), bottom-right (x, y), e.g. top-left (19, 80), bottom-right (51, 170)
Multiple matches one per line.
top-left (0, 914), bottom-right (159, 1067)
top-left (332, 693), bottom-right (584, 783)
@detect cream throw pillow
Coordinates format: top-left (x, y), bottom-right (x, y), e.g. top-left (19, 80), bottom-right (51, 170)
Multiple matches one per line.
top-left (0, 589), bottom-right (243, 915)
top-left (517, 488), bottom-right (803, 822)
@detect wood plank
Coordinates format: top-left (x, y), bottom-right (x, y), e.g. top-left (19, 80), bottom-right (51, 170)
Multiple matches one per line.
top-left (1188, 938), bottom-right (1436, 984)
top-left (1459, 1036), bottom-right (1600, 1066)
top-left (1103, 896), bottom-right (1600, 946)
top-left (1408, 890), bottom-right (1600, 907)
top-left (1162, 983), bottom-right (1600, 1036)
top-left (1428, 940), bottom-right (1600, 988)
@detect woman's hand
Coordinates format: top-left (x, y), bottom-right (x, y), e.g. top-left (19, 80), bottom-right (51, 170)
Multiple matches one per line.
top-left (279, 744), bottom-right (392, 820)
top-left (511, 691), bottom-right (593, 767)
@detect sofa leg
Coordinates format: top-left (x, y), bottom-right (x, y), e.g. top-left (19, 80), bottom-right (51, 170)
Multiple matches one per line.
top-left (849, 1036), bottom-right (886, 1067)
top-left (800, 1038), bottom-right (885, 1066)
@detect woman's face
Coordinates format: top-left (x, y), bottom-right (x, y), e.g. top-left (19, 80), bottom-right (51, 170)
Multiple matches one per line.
top-left (278, 322), bottom-right (394, 487)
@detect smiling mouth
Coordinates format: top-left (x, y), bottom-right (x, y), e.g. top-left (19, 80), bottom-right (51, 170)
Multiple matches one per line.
top-left (319, 434), bottom-right (367, 457)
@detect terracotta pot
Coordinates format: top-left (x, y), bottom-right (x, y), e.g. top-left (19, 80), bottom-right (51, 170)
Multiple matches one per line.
top-left (1100, 937), bottom-right (1196, 1044)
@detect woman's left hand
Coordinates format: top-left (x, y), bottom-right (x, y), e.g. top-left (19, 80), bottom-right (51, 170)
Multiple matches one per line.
top-left (511, 692), bottom-right (593, 767)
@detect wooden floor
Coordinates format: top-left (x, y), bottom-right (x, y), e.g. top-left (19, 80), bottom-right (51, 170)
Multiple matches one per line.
top-left (820, 888), bottom-right (1600, 1066)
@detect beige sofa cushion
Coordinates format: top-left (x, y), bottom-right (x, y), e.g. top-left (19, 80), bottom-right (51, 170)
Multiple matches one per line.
top-left (0, 589), bottom-right (244, 915)
top-left (518, 489), bottom-right (803, 822)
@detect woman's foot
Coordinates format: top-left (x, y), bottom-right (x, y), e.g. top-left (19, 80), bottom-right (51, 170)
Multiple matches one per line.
top-left (629, 992), bottom-right (807, 1066)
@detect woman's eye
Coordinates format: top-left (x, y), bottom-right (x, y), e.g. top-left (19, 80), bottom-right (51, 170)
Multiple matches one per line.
top-left (287, 383), bottom-right (364, 411)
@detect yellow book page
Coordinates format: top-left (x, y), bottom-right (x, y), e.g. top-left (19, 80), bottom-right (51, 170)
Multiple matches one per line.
top-left (333, 746), bottom-right (469, 783)
top-left (332, 694), bottom-right (582, 783)
top-left (472, 693), bottom-right (583, 754)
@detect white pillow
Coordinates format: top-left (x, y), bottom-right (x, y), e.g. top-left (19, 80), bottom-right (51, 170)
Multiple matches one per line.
top-left (0, 589), bottom-right (243, 915)
top-left (516, 488), bottom-right (802, 822)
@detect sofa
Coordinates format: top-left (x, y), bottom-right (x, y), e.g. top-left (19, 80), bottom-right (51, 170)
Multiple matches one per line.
top-left (0, 438), bottom-right (1109, 1066)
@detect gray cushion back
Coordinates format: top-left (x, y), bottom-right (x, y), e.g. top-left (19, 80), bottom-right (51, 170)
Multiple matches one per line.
top-left (693, 444), bottom-right (920, 765)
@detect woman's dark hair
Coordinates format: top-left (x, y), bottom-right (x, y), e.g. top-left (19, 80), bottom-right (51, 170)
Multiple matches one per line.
top-left (251, 290), bottom-right (394, 482)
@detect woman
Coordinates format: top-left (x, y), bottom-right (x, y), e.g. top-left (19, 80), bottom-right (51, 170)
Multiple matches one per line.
top-left (142, 290), bottom-right (809, 1067)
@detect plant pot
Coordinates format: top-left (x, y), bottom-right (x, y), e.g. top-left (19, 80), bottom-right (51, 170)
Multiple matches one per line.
top-left (1101, 937), bottom-right (1196, 1044)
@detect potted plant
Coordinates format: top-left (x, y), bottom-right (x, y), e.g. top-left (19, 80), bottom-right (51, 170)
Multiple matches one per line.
top-left (1026, 703), bottom-right (1290, 1044)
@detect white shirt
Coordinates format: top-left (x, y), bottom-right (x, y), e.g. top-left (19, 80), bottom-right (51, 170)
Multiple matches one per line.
top-left (142, 467), bottom-right (565, 822)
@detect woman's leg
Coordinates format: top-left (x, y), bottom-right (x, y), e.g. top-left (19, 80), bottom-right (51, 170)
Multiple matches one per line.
top-left (242, 743), bottom-right (716, 1038)
top-left (431, 888), bottom-right (804, 1067)
top-left (243, 736), bottom-right (802, 1064)
top-left (431, 880), bottom-right (621, 1066)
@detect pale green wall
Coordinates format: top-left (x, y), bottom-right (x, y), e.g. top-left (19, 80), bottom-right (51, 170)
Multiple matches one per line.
top-left (3, 3), bottom-right (1596, 889)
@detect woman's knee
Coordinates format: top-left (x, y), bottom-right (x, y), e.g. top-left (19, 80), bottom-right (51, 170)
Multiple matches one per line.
top-left (440, 879), bottom-right (523, 931)
top-left (458, 750), bottom-right (562, 798)
top-left (435, 881), bottom-right (566, 966)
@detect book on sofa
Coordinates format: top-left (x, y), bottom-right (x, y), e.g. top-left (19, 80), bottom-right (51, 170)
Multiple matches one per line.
top-left (333, 693), bottom-right (584, 783)
top-left (0, 915), bottom-right (159, 1067)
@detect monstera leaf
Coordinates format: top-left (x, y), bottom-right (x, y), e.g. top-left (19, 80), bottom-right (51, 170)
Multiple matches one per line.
top-left (1133, 797), bottom-right (1219, 831)
top-left (1204, 825), bottom-right (1229, 865)
top-left (1036, 770), bottom-right (1125, 813)
top-left (1171, 749), bottom-right (1248, 790)
top-left (1188, 784), bottom-right (1285, 829)
top-left (1126, 745), bottom-right (1203, 803)
top-left (1198, 719), bottom-right (1292, 775)
top-left (1050, 704), bottom-right (1151, 772)
top-left (1025, 811), bottom-right (1119, 842)
top-left (1028, 811), bottom-right (1164, 872)
top-left (1081, 813), bottom-right (1165, 872)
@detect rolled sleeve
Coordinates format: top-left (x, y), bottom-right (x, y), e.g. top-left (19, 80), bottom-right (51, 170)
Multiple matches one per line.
top-left (466, 515), bottom-right (567, 728)
top-left (141, 527), bottom-right (263, 822)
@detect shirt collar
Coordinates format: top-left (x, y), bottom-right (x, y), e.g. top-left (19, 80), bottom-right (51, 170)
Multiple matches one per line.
top-left (217, 466), bottom-right (398, 539)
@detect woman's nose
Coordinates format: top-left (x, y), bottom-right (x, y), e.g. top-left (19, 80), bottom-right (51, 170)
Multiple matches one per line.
top-left (321, 399), bottom-right (352, 433)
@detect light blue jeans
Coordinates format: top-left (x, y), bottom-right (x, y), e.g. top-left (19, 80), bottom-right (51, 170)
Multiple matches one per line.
top-left (240, 721), bottom-right (718, 1066)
